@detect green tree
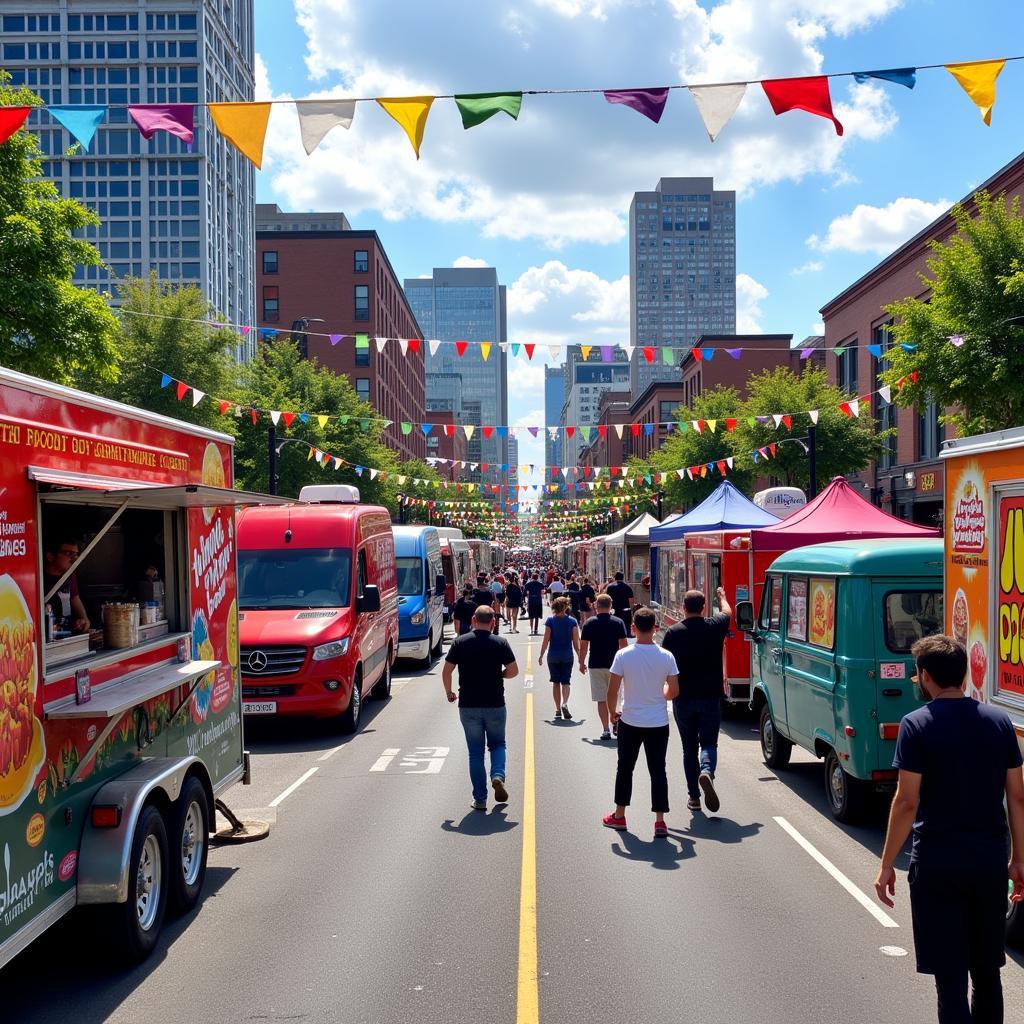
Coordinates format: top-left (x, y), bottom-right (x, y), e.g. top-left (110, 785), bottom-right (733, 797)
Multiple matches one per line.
top-left (95, 274), bottom-right (241, 432)
top-left (883, 191), bottom-right (1024, 434)
top-left (0, 74), bottom-right (119, 383)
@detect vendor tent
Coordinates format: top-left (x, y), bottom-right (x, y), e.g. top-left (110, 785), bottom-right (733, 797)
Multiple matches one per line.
top-left (604, 511), bottom-right (661, 546)
top-left (649, 481), bottom-right (780, 544)
top-left (603, 512), bottom-right (661, 584)
top-left (748, 476), bottom-right (939, 552)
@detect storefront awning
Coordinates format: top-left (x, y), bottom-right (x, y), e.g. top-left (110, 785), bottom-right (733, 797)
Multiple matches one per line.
top-left (38, 482), bottom-right (291, 509)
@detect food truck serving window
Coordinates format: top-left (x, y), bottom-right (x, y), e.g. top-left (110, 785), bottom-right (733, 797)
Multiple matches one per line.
top-left (883, 591), bottom-right (943, 653)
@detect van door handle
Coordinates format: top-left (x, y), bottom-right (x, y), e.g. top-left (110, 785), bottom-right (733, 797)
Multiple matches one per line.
top-left (770, 647), bottom-right (783, 666)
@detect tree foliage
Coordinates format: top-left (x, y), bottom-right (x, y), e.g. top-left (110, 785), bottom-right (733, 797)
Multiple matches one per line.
top-left (0, 74), bottom-right (119, 383)
top-left (883, 191), bottom-right (1024, 435)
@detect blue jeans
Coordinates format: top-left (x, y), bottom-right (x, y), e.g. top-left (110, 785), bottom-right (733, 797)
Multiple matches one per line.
top-left (672, 697), bottom-right (721, 798)
top-left (458, 706), bottom-right (507, 801)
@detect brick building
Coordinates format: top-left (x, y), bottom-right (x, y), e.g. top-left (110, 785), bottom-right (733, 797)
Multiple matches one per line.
top-left (255, 205), bottom-right (426, 461)
top-left (819, 151), bottom-right (1024, 527)
top-left (580, 392), bottom-right (631, 469)
top-left (426, 410), bottom-right (467, 480)
top-left (630, 381), bottom-right (686, 462)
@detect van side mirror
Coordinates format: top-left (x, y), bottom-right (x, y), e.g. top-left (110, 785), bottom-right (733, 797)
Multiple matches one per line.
top-left (359, 584), bottom-right (381, 614)
top-left (735, 600), bottom-right (755, 632)
top-left (435, 573), bottom-right (446, 597)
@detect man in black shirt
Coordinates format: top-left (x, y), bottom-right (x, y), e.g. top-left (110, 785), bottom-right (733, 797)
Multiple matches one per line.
top-left (566, 575), bottom-right (583, 619)
top-left (579, 578), bottom-right (596, 624)
top-left (451, 585), bottom-right (477, 636)
top-left (471, 575), bottom-right (499, 635)
top-left (661, 587), bottom-right (731, 814)
top-left (579, 594), bottom-right (628, 740)
top-left (876, 634), bottom-right (1024, 1024)
top-left (443, 606), bottom-right (519, 810)
top-left (606, 572), bottom-right (635, 634)
top-left (524, 572), bottom-right (545, 635)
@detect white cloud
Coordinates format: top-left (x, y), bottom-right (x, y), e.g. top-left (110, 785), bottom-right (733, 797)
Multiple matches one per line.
top-left (790, 260), bottom-right (824, 276)
top-left (736, 273), bottom-right (768, 333)
top-left (808, 196), bottom-right (951, 255)
top-left (452, 256), bottom-right (491, 268)
top-left (507, 360), bottom-right (548, 402)
top-left (810, 320), bottom-right (825, 335)
top-left (529, 0), bottom-right (624, 17)
top-left (507, 261), bottom-right (628, 330)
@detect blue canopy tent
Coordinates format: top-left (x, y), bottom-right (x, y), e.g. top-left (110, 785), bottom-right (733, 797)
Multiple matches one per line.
top-left (649, 481), bottom-right (781, 602)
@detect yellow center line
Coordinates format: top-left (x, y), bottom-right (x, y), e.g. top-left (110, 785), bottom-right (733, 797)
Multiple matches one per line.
top-left (516, 689), bottom-right (539, 1023)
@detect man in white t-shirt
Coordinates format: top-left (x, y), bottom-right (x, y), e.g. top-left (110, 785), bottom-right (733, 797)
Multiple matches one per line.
top-left (603, 607), bottom-right (679, 838)
top-left (547, 575), bottom-right (565, 608)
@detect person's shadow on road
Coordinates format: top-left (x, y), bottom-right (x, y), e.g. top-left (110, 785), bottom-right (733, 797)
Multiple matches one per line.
top-left (548, 717), bottom-right (586, 727)
top-left (671, 814), bottom-right (763, 844)
top-left (609, 831), bottom-right (695, 869)
top-left (441, 807), bottom-right (519, 836)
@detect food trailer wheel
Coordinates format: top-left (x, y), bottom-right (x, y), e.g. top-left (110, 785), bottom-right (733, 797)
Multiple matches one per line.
top-left (824, 748), bottom-right (868, 824)
top-left (99, 803), bottom-right (169, 962)
top-left (169, 777), bottom-right (210, 915)
top-left (339, 669), bottom-right (362, 734)
top-left (371, 656), bottom-right (392, 701)
top-left (759, 704), bottom-right (792, 769)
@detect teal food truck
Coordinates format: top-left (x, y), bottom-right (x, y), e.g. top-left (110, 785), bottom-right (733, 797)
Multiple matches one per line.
top-left (736, 538), bottom-right (944, 823)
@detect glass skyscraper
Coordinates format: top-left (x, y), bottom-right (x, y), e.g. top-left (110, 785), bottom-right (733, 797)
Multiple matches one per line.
top-left (6, 1), bottom-right (256, 359)
top-left (544, 365), bottom-right (564, 470)
top-left (404, 268), bottom-right (509, 485)
top-left (629, 176), bottom-right (736, 394)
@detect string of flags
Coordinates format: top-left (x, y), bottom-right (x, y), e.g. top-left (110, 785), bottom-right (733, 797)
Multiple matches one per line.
top-left (0, 58), bottom-right (1016, 163)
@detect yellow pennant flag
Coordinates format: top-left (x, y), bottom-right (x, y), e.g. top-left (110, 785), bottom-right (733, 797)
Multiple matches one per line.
top-left (481, 341), bottom-right (492, 362)
top-left (317, 415), bottom-right (329, 429)
top-left (580, 345), bottom-right (592, 361)
top-left (208, 102), bottom-right (272, 168)
top-left (945, 60), bottom-right (1005, 125)
top-left (377, 97), bottom-right (434, 158)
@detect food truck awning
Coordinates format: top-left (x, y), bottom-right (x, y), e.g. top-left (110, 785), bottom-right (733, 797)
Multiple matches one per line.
top-left (649, 481), bottom-right (780, 544)
top-left (37, 480), bottom-right (291, 509)
top-left (603, 512), bottom-right (661, 545)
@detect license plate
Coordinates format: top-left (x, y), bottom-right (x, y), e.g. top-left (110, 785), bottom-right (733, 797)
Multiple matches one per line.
top-left (243, 701), bottom-right (277, 715)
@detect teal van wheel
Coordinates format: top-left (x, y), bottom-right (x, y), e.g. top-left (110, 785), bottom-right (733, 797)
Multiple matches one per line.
top-left (824, 749), bottom-right (869, 823)
top-left (759, 705), bottom-right (792, 769)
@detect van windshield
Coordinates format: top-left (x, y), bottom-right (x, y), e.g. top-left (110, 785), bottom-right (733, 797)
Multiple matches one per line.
top-left (396, 557), bottom-right (423, 596)
top-left (238, 548), bottom-right (352, 609)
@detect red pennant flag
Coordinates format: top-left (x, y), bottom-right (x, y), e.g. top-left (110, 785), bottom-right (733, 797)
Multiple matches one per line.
top-left (725, 418), bottom-right (737, 432)
top-left (643, 346), bottom-right (655, 363)
top-left (910, 371), bottom-right (919, 384)
top-left (408, 338), bottom-right (421, 353)
top-left (483, 426), bottom-right (494, 439)
top-left (444, 423), bottom-right (455, 437)
top-left (761, 76), bottom-right (844, 135)
top-left (176, 381), bottom-right (188, 401)
top-left (455, 340), bottom-right (469, 357)
top-left (250, 408), bottom-right (258, 425)
top-left (584, 467), bottom-right (593, 477)
top-left (551, 468), bottom-right (559, 478)
top-left (717, 460), bottom-right (728, 476)
top-left (282, 411), bottom-right (296, 428)
top-left (697, 420), bottom-right (705, 433)
top-left (218, 400), bottom-right (231, 415)
top-left (782, 414), bottom-right (792, 429)
top-left (566, 426), bottom-right (575, 438)
top-left (769, 443), bottom-right (777, 457)
top-left (598, 425), bottom-right (607, 438)
top-left (839, 401), bottom-right (853, 417)
top-left (524, 344), bottom-right (536, 360)
top-left (0, 107), bottom-right (31, 145)
top-left (691, 347), bottom-right (703, 362)
top-left (482, 463), bottom-right (489, 473)
top-left (630, 423), bottom-right (641, 437)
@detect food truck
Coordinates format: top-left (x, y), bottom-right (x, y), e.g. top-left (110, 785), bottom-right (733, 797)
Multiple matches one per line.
top-left (0, 366), bottom-right (284, 968)
top-left (940, 427), bottom-right (1024, 944)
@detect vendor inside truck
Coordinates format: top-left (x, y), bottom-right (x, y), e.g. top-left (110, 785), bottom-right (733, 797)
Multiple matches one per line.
top-left (44, 533), bottom-right (90, 635)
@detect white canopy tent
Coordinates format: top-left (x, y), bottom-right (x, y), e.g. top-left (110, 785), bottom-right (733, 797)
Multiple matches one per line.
top-left (603, 512), bottom-right (661, 586)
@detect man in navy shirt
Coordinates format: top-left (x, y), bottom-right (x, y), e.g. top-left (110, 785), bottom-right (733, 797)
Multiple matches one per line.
top-left (876, 634), bottom-right (1024, 1024)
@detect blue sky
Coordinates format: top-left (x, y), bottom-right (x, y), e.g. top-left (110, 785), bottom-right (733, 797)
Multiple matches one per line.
top-left (253, 0), bottom-right (1024, 475)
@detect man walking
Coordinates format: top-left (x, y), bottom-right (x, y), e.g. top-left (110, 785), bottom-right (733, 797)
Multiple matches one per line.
top-left (442, 606), bottom-right (519, 810)
top-left (662, 587), bottom-right (731, 814)
top-left (471, 574), bottom-right (499, 635)
top-left (451, 584), bottom-right (477, 636)
top-left (875, 635), bottom-right (1024, 1024)
top-left (579, 594), bottom-right (628, 740)
top-left (524, 571), bottom-right (545, 635)
top-left (606, 571), bottom-right (635, 635)
top-left (603, 607), bottom-right (679, 837)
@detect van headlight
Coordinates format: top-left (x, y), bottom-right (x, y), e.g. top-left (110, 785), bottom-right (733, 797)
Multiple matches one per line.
top-left (313, 638), bottom-right (350, 661)
top-left (410, 610), bottom-right (426, 625)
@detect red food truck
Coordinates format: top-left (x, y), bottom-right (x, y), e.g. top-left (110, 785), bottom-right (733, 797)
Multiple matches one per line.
top-left (0, 365), bottom-right (284, 969)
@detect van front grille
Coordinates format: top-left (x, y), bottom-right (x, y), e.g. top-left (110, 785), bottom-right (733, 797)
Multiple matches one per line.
top-left (240, 645), bottom-right (307, 677)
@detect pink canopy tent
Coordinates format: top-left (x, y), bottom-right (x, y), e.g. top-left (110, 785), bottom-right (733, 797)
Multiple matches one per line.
top-left (748, 476), bottom-right (939, 552)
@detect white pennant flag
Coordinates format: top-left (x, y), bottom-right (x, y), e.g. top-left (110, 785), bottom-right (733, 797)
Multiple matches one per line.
top-left (548, 427), bottom-right (558, 440)
top-left (398, 475), bottom-right (407, 485)
top-left (562, 466), bottom-right (571, 477)
top-left (369, 468), bottom-right (379, 480)
top-left (429, 339), bottom-right (442, 357)
top-left (772, 413), bottom-right (783, 428)
top-left (548, 345), bottom-right (561, 361)
top-left (623, 345), bottom-right (635, 362)
top-left (594, 467), bottom-right (602, 479)
top-left (878, 386), bottom-right (892, 405)
top-left (375, 336), bottom-right (389, 353)
top-left (270, 411), bottom-right (282, 425)
top-left (809, 409), bottom-right (820, 424)
top-left (727, 457), bottom-right (735, 469)
top-left (397, 338), bottom-right (409, 356)
top-left (295, 99), bottom-right (356, 155)
top-left (499, 341), bottom-right (509, 353)
top-left (464, 425), bottom-right (475, 439)
top-left (848, 399), bottom-right (860, 418)
top-left (613, 424), bottom-right (624, 439)
top-left (687, 83), bottom-right (746, 142)
top-left (191, 389), bottom-right (205, 407)
top-left (676, 468), bottom-right (686, 479)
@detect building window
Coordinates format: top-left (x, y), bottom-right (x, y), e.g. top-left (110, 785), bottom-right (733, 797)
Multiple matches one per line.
top-left (262, 286), bottom-right (279, 322)
top-left (354, 249), bottom-right (368, 273)
top-left (355, 345), bottom-right (370, 367)
top-left (879, 401), bottom-right (897, 470)
top-left (354, 285), bottom-right (369, 321)
top-left (262, 250), bottom-right (278, 274)
top-left (918, 401), bottom-right (944, 461)
top-left (355, 378), bottom-right (370, 402)
top-left (838, 338), bottom-right (858, 395)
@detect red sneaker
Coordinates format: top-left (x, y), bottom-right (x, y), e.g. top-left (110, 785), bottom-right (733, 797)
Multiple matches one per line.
top-left (654, 820), bottom-right (668, 838)
top-left (602, 813), bottom-right (627, 831)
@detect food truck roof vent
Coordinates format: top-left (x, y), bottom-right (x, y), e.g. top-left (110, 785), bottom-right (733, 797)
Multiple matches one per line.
top-left (298, 484), bottom-right (361, 505)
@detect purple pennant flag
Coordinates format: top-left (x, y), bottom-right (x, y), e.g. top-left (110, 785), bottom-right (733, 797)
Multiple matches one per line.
top-left (240, 325), bottom-right (251, 336)
top-left (725, 348), bottom-right (742, 359)
top-left (603, 88), bottom-right (670, 124)
top-left (329, 334), bottom-right (343, 346)
top-left (800, 347), bottom-right (814, 359)
top-left (756, 416), bottom-right (771, 424)
top-left (600, 346), bottom-right (613, 362)
top-left (128, 104), bottom-right (195, 149)
top-left (528, 426), bottom-right (539, 437)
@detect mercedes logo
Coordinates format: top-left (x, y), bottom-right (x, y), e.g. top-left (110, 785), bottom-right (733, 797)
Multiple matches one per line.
top-left (247, 650), bottom-right (269, 673)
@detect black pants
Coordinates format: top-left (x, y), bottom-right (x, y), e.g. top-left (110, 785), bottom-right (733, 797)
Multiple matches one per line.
top-left (614, 721), bottom-right (670, 812)
top-left (934, 968), bottom-right (1003, 1024)
top-left (615, 608), bottom-right (632, 634)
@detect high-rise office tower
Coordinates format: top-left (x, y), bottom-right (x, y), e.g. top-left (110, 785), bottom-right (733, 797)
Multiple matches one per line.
top-left (629, 177), bottom-right (736, 394)
top-left (560, 346), bottom-right (630, 468)
top-left (404, 268), bottom-right (509, 485)
top-left (9, 2), bottom-right (257, 359)
top-left (544, 365), bottom-right (565, 470)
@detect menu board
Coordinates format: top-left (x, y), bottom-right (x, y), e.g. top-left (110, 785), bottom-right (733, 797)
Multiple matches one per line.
top-left (808, 578), bottom-right (836, 649)
top-left (787, 578), bottom-right (808, 641)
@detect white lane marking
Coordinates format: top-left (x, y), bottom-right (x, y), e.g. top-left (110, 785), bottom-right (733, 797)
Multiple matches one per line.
top-left (880, 945), bottom-right (909, 957)
top-left (369, 747), bottom-right (401, 772)
top-left (399, 746), bottom-right (449, 774)
top-left (773, 816), bottom-right (899, 929)
top-left (317, 743), bottom-right (347, 762)
top-left (269, 767), bottom-right (319, 808)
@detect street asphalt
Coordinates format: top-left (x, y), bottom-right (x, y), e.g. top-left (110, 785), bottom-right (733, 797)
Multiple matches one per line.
top-left (6, 622), bottom-right (1024, 1023)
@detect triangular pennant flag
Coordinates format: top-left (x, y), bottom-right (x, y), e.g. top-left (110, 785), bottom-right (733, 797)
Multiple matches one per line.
top-left (623, 345), bottom-right (635, 362)
top-left (160, 373), bottom-right (172, 389)
top-left (395, 338), bottom-right (409, 357)
top-left (867, 343), bottom-right (883, 358)
top-left (218, 400), bottom-right (231, 415)
top-left (630, 423), bottom-right (641, 437)
top-left (706, 420), bottom-right (717, 433)
top-left (773, 414), bottom-right (784, 429)
top-left (945, 60), bottom-right (1005, 125)
top-left (422, 422), bottom-right (435, 437)
top-left (687, 83), bottom-right (746, 141)
top-left (643, 346), bottom-right (655, 363)
top-left (408, 338), bottom-right (421, 354)
top-left (191, 389), bottom-right (205, 408)
top-left (769, 444), bottom-right (777, 457)
top-left (878, 386), bottom-right (892, 405)
top-left (853, 68), bottom-right (917, 90)
top-left (480, 342), bottom-right (491, 362)
top-left (483, 426), bottom-right (495, 439)
top-left (597, 425), bottom-right (607, 438)
top-left (601, 346), bottom-right (613, 362)
top-left (464, 425), bottom-right (475, 439)
top-left (662, 347), bottom-right (674, 365)
top-left (691, 347), bottom-right (703, 362)
top-left (369, 468), bottom-right (379, 481)
top-left (400, 421), bottom-right (412, 436)
top-left (613, 424), bottom-right (624, 439)
top-left (524, 344), bottom-right (536, 360)
top-left (510, 343), bottom-right (520, 358)
top-left (603, 88), bottom-right (670, 124)
top-left (566, 426), bottom-right (576, 439)
top-left (782, 415), bottom-right (792, 429)
top-left (0, 107), bottom-right (32, 145)
top-left (692, 420), bottom-right (703, 433)
top-left (128, 104), bottom-right (195, 147)
top-left (375, 336), bottom-right (389, 353)
top-left (270, 411), bottom-right (282, 426)
top-left (725, 418), bottom-right (737, 432)
top-left (703, 348), bottom-right (716, 362)
top-left (761, 76), bottom-right (844, 135)
top-left (901, 343), bottom-right (918, 352)
top-left (175, 381), bottom-right (188, 401)
top-left (328, 334), bottom-right (343, 346)
top-left (580, 345), bottom-right (592, 361)
top-left (208, 102), bottom-right (272, 168)
top-left (455, 340), bottom-right (469, 357)
top-left (528, 426), bottom-right (539, 438)
top-left (839, 400), bottom-right (860, 418)
top-left (800, 348), bottom-right (815, 359)
top-left (726, 348), bottom-right (741, 360)
top-left (355, 333), bottom-right (369, 350)
top-left (429, 339), bottom-right (442, 357)
top-left (376, 97), bottom-right (434, 158)
top-left (359, 419), bottom-right (370, 432)
top-left (454, 92), bottom-right (523, 129)
top-left (249, 409), bottom-right (258, 425)
top-left (548, 345), bottom-right (561, 361)
top-left (49, 105), bottom-right (106, 151)
top-left (294, 99), bottom-right (356, 155)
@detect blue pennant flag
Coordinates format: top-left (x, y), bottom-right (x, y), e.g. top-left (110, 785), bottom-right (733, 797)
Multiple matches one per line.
top-left (421, 423), bottom-right (433, 436)
top-left (853, 68), bottom-right (917, 90)
top-left (160, 373), bottom-right (172, 389)
top-left (49, 105), bottom-right (106, 151)
top-left (643, 423), bottom-right (655, 436)
top-left (500, 464), bottom-right (509, 472)
top-left (867, 343), bottom-right (883, 358)
top-left (260, 328), bottom-right (278, 339)
top-left (901, 343), bottom-right (918, 351)
top-left (703, 348), bottom-right (716, 362)
top-left (299, 413), bottom-right (309, 424)
top-left (496, 425), bottom-right (508, 437)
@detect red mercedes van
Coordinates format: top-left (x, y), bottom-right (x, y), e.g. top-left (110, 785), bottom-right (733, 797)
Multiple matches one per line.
top-left (236, 485), bottom-right (398, 732)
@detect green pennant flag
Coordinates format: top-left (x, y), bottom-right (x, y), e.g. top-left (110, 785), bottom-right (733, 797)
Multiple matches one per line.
top-left (747, 417), bottom-right (757, 427)
top-left (580, 425), bottom-right (592, 441)
top-left (355, 333), bottom-right (369, 349)
top-left (400, 421), bottom-right (412, 435)
top-left (831, 346), bottom-right (845, 357)
top-left (662, 347), bottom-right (674, 364)
top-left (359, 418), bottom-right (369, 431)
top-left (454, 92), bottom-right (523, 129)
top-left (339, 415), bottom-right (349, 425)
top-left (678, 421), bottom-right (688, 433)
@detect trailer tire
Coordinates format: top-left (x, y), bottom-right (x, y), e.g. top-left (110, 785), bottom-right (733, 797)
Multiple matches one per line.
top-left (759, 704), bottom-right (792, 769)
top-left (339, 669), bottom-right (362, 734)
top-left (168, 777), bottom-right (210, 916)
top-left (824, 748), bottom-right (869, 824)
top-left (101, 803), bottom-right (169, 963)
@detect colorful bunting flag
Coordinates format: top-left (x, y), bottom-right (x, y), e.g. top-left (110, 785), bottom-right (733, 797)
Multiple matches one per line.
top-left (761, 76), bottom-right (844, 135)
top-left (160, 373), bottom-right (172, 389)
top-left (377, 97), bottom-right (434, 158)
top-left (524, 344), bottom-right (536, 360)
top-left (0, 107), bottom-right (32, 145)
top-left (295, 99), bottom-right (356, 155)
top-left (208, 102), bottom-right (272, 168)
top-left (603, 88), bottom-right (670, 124)
top-left (662, 347), bottom-right (673, 364)
top-left (580, 345), bottom-right (592, 361)
top-left (726, 348), bottom-right (741, 360)
top-left (945, 60), bottom-right (1005, 125)
top-left (455, 340), bottom-right (469, 357)
top-left (854, 68), bottom-right (917, 89)
top-left (481, 341), bottom-right (491, 361)
top-left (48, 105), bottom-right (105, 151)
top-left (688, 83), bottom-right (746, 141)
top-left (455, 92), bottom-right (523, 129)
top-left (643, 346), bottom-right (655, 363)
